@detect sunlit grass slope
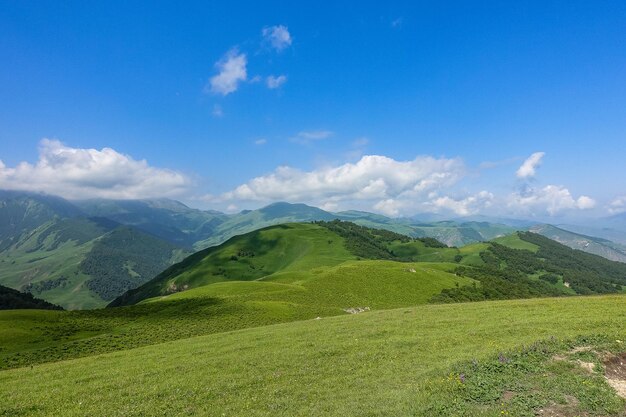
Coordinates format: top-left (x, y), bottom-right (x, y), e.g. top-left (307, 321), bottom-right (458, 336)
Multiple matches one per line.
top-left (492, 233), bottom-right (540, 252)
top-left (2, 295), bottom-right (624, 417)
top-left (111, 223), bottom-right (354, 306)
top-left (0, 259), bottom-right (471, 369)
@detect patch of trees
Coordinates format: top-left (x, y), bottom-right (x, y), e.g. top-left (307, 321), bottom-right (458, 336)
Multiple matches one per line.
top-left (81, 227), bottom-right (180, 301)
top-left (315, 220), bottom-right (447, 260)
top-left (432, 232), bottom-right (626, 303)
top-left (0, 284), bottom-right (63, 310)
top-left (23, 276), bottom-right (69, 294)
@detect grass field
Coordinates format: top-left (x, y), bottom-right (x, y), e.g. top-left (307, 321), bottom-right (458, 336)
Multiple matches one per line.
top-left (492, 233), bottom-right (540, 252)
top-left (0, 259), bottom-right (472, 369)
top-left (1, 295), bottom-right (624, 416)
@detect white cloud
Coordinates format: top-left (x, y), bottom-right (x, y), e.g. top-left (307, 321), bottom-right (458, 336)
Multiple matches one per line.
top-left (0, 139), bottom-right (190, 200)
top-left (516, 152), bottom-right (545, 179)
top-left (206, 49), bottom-right (247, 96)
top-left (608, 197), bottom-right (626, 214)
top-left (508, 184), bottom-right (595, 216)
top-left (220, 154), bottom-right (464, 209)
top-left (426, 191), bottom-right (494, 216)
top-left (254, 138), bottom-right (267, 146)
top-left (290, 130), bottom-right (334, 145)
top-left (262, 25), bottom-right (292, 51)
top-left (373, 198), bottom-right (404, 217)
top-left (266, 75), bottom-right (287, 89)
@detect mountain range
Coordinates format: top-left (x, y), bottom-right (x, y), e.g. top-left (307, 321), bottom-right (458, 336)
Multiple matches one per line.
top-left (2, 189), bottom-right (626, 309)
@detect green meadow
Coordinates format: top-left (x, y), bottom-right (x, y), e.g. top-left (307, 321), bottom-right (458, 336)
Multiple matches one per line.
top-left (1, 295), bottom-right (625, 416)
top-left (2, 222), bottom-right (626, 416)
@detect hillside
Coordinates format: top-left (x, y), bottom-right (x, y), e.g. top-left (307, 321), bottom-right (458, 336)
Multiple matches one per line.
top-left (110, 221), bottom-right (470, 307)
top-left (75, 198), bottom-right (228, 248)
top-left (531, 223), bottom-right (626, 263)
top-left (0, 284), bottom-right (62, 310)
top-left (0, 192), bottom-right (190, 309)
top-left (2, 295), bottom-right (625, 416)
top-left (114, 222), bottom-right (626, 310)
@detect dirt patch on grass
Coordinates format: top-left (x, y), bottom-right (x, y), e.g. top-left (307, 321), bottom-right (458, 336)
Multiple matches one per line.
top-left (536, 395), bottom-right (585, 417)
top-left (501, 390), bottom-right (516, 402)
top-left (604, 352), bottom-right (626, 399)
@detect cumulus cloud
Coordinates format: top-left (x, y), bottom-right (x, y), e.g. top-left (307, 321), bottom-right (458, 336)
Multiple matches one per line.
top-left (206, 49), bottom-right (247, 96)
top-left (608, 197), bottom-right (626, 214)
top-left (0, 139), bottom-right (190, 199)
top-left (266, 75), bottom-right (287, 89)
top-left (220, 154), bottom-right (464, 211)
top-left (516, 152), bottom-right (545, 179)
top-left (262, 25), bottom-right (292, 51)
top-left (254, 138), bottom-right (267, 146)
top-left (426, 191), bottom-right (495, 216)
top-left (508, 185), bottom-right (595, 216)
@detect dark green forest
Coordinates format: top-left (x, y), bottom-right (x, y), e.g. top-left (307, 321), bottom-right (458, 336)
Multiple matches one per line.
top-left (0, 284), bottom-right (63, 310)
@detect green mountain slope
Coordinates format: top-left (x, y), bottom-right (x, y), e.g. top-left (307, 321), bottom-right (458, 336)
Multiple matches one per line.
top-left (0, 192), bottom-right (190, 309)
top-left (530, 223), bottom-right (626, 263)
top-left (74, 198), bottom-right (228, 248)
top-left (111, 221), bottom-right (474, 307)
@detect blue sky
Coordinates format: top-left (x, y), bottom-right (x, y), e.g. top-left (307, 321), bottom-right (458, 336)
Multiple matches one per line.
top-left (0, 1), bottom-right (625, 218)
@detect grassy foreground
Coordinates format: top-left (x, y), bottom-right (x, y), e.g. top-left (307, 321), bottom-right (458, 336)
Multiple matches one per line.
top-left (2, 295), bottom-right (625, 416)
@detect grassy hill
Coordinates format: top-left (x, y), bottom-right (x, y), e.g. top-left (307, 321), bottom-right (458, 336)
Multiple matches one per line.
top-left (2, 295), bottom-right (625, 416)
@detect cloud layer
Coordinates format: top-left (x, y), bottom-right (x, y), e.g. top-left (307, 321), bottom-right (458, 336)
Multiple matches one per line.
top-left (0, 140), bottom-right (190, 199)
top-left (220, 154), bottom-right (465, 211)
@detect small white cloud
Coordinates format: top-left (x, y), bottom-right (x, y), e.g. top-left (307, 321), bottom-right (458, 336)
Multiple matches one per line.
top-left (226, 204), bottom-right (239, 213)
top-left (516, 152), bottom-right (545, 179)
top-left (290, 130), bottom-right (333, 145)
top-left (262, 25), bottom-right (292, 51)
top-left (266, 75), bottom-right (287, 89)
top-left (0, 139), bottom-right (190, 199)
top-left (212, 104), bottom-right (224, 118)
top-left (508, 184), bottom-right (595, 216)
top-left (206, 48), bottom-right (247, 96)
top-left (608, 197), bottom-right (626, 214)
top-left (254, 138), bottom-right (267, 146)
top-left (576, 195), bottom-right (596, 210)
